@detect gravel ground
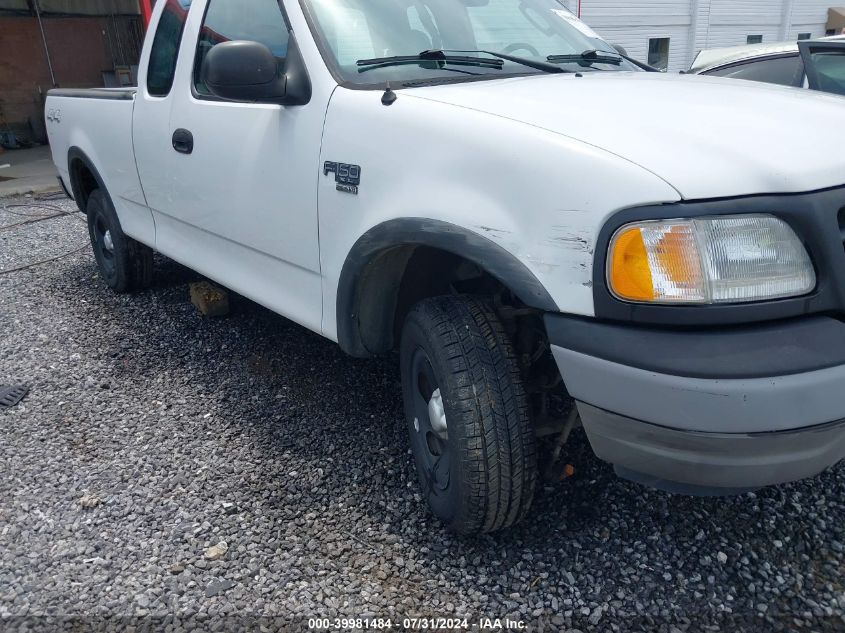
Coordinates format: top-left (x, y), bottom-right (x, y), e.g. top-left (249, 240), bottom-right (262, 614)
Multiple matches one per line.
top-left (1, 195), bottom-right (844, 632)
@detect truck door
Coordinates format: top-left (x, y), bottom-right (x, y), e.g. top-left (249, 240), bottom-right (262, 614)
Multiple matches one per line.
top-left (798, 40), bottom-right (845, 96)
top-left (139, 0), bottom-right (326, 334)
top-left (133, 0), bottom-right (192, 222)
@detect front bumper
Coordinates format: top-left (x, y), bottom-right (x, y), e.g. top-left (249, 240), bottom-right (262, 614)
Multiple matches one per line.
top-left (547, 314), bottom-right (845, 493)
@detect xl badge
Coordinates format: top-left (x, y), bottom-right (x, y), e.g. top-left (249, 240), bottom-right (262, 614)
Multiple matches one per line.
top-left (324, 161), bottom-right (361, 195)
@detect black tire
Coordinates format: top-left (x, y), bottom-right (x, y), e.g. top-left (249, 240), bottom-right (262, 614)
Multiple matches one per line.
top-left (399, 295), bottom-right (537, 533)
top-left (86, 189), bottom-right (153, 293)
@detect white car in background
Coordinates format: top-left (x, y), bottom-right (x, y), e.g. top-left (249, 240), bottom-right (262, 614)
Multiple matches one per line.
top-left (690, 36), bottom-right (845, 95)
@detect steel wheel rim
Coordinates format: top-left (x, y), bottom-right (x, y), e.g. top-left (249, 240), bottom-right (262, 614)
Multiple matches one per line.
top-left (410, 347), bottom-right (450, 494)
top-left (93, 214), bottom-right (116, 277)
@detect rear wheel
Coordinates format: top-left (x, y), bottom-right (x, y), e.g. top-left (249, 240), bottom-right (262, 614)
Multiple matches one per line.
top-left (400, 295), bottom-right (537, 533)
top-left (86, 189), bottom-right (152, 293)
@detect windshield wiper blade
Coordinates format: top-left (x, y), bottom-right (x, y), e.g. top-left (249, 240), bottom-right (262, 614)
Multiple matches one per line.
top-left (547, 49), bottom-right (623, 65)
top-left (358, 49), bottom-right (569, 75)
top-left (442, 49), bottom-right (569, 74)
top-left (357, 50), bottom-right (504, 72)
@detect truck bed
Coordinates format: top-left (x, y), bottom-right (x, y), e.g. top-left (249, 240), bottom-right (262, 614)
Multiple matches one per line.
top-left (45, 87), bottom-right (154, 244)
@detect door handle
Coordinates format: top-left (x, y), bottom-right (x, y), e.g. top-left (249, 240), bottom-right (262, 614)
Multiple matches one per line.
top-left (172, 128), bottom-right (194, 154)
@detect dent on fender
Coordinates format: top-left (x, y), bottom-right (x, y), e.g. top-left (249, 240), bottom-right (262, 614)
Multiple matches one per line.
top-left (473, 221), bottom-right (594, 278)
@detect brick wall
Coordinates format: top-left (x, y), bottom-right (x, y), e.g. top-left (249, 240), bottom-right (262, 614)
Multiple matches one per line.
top-left (0, 17), bottom-right (51, 142)
top-left (0, 15), bottom-right (136, 143)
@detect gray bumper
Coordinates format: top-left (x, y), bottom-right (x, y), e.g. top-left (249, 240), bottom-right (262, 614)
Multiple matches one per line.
top-left (552, 347), bottom-right (845, 433)
top-left (577, 402), bottom-right (845, 493)
top-left (551, 345), bottom-right (845, 492)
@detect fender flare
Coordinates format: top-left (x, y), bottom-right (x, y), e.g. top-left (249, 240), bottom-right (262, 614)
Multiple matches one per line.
top-left (66, 146), bottom-right (108, 212)
top-left (336, 218), bottom-right (559, 357)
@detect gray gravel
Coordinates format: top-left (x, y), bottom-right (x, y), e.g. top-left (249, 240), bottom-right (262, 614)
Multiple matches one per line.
top-left (1, 195), bottom-right (845, 632)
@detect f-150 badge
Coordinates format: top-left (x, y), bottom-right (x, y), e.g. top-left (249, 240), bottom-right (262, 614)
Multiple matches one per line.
top-left (324, 161), bottom-right (361, 195)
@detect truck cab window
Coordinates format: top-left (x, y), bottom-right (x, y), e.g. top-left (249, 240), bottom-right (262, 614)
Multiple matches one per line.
top-left (193, 0), bottom-right (290, 96)
top-left (147, 0), bottom-right (191, 97)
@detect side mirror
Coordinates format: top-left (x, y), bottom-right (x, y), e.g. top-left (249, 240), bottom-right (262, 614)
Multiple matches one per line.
top-left (202, 36), bottom-right (311, 105)
top-left (610, 43), bottom-right (629, 57)
top-left (609, 43), bottom-right (661, 72)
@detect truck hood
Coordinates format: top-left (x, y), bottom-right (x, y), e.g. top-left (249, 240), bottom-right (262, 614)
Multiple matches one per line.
top-left (407, 72), bottom-right (845, 199)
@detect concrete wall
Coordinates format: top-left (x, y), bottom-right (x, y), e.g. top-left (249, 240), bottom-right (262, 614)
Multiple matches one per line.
top-left (0, 15), bottom-right (140, 143)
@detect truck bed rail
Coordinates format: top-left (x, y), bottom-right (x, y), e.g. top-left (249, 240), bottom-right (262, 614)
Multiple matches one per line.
top-left (47, 88), bottom-right (136, 101)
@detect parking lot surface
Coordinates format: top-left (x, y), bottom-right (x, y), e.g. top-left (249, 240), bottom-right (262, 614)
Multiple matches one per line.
top-left (1, 197), bottom-right (844, 632)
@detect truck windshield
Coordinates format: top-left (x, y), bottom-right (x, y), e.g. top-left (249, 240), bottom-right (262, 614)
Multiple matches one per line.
top-left (300, 0), bottom-right (637, 86)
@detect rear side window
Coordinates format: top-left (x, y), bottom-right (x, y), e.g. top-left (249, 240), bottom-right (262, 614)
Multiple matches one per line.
top-left (805, 49), bottom-right (845, 95)
top-left (193, 0), bottom-right (289, 96)
top-left (147, 0), bottom-right (192, 97)
top-left (704, 55), bottom-right (804, 87)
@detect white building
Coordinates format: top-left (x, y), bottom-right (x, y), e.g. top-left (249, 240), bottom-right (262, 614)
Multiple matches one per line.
top-left (560, 0), bottom-right (845, 71)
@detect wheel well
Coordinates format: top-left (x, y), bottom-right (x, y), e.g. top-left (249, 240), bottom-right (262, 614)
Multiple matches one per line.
top-left (355, 245), bottom-right (511, 355)
top-left (336, 219), bottom-right (558, 359)
top-left (352, 243), bottom-right (561, 363)
top-left (352, 244), bottom-right (567, 421)
top-left (68, 155), bottom-right (100, 212)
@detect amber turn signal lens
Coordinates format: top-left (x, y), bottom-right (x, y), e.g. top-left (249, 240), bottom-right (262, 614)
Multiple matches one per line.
top-left (608, 220), bottom-right (705, 303)
top-left (608, 226), bottom-right (655, 301)
top-left (606, 215), bottom-right (815, 304)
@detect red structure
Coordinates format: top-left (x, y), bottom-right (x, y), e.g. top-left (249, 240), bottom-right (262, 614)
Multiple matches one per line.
top-left (140, 0), bottom-right (152, 28)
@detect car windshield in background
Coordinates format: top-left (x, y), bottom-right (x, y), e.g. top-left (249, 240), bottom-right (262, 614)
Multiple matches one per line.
top-left (300, 0), bottom-right (638, 86)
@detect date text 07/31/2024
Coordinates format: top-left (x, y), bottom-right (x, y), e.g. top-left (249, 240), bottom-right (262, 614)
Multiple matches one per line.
top-left (307, 616), bottom-right (527, 630)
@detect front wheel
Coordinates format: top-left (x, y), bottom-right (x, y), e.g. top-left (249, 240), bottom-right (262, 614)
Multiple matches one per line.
top-left (400, 295), bottom-right (537, 533)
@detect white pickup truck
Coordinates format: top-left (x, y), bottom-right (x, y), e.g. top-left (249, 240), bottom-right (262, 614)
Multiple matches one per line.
top-left (46, 0), bottom-right (845, 534)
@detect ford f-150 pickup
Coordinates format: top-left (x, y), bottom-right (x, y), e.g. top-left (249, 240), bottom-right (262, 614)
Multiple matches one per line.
top-left (46, 0), bottom-right (845, 534)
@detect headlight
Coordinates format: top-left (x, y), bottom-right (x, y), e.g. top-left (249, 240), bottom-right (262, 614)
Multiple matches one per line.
top-left (607, 214), bottom-right (816, 304)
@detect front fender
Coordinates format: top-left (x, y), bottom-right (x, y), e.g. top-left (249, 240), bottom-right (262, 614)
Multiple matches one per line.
top-left (318, 86), bottom-right (681, 345)
top-left (336, 218), bottom-right (559, 356)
